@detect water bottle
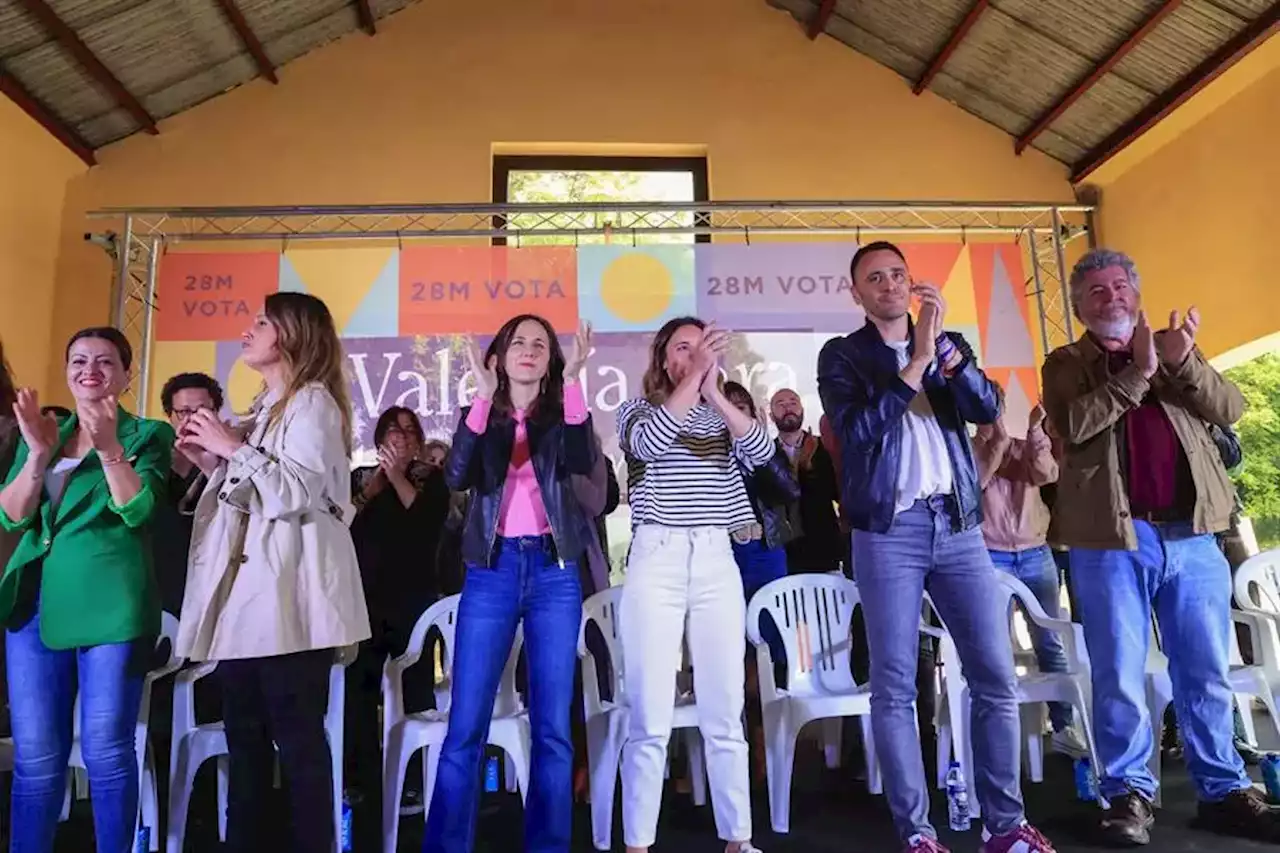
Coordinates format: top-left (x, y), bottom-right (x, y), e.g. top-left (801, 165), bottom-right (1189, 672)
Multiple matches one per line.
top-left (1262, 753), bottom-right (1280, 801)
top-left (340, 793), bottom-right (353, 852)
top-left (945, 761), bottom-right (971, 831)
top-left (1073, 756), bottom-right (1099, 802)
top-left (484, 754), bottom-right (500, 792)
top-left (133, 827), bottom-right (150, 853)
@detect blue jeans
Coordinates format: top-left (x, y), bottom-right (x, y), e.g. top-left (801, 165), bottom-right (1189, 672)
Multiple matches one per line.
top-left (732, 538), bottom-right (788, 674)
top-left (7, 609), bottom-right (147, 853)
top-left (1070, 521), bottom-right (1250, 803)
top-left (424, 536), bottom-right (582, 853)
top-left (852, 498), bottom-right (1024, 841)
top-left (988, 545), bottom-right (1073, 731)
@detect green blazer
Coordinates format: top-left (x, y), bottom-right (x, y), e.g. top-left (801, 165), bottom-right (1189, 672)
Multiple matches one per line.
top-left (0, 409), bottom-right (174, 650)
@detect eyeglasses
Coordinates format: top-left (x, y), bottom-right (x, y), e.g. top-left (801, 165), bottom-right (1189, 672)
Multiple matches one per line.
top-left (172, 407), bottom-right (211, 419)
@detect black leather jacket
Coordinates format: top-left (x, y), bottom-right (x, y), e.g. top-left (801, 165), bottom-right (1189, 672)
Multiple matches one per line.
top-left (740, 447), bottom-right (801, 550)
top-left (817, 319), bottom-right (1000, 534)
top-left (445, 405), bottom-right (597, 567)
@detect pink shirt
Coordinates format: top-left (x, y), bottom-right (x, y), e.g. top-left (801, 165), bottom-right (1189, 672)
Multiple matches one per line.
top-left (974, 432), bottom-right (1058, 552)
top-left (465, 382), bottom-right (590, 537)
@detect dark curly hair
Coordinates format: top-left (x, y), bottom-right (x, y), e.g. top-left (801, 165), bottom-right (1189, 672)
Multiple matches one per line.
top-left (160, 372), bottom-right (225, 415)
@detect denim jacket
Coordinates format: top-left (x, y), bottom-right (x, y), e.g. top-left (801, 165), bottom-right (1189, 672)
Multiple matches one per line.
top-left (445, 405), bottom-right (597, 567)
top-left (817, 319), bottom-right (1000, 534)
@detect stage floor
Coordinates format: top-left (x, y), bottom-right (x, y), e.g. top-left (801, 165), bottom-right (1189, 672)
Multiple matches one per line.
top-left (43, 728), bottom-right (1280, 852)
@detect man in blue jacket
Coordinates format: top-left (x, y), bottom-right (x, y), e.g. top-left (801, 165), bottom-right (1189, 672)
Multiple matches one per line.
top-left (818, 241), bottom-right (1054, 853)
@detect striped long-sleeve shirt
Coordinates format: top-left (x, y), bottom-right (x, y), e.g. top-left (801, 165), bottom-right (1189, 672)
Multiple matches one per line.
top-left (617, 398), bottom-right (774, 529)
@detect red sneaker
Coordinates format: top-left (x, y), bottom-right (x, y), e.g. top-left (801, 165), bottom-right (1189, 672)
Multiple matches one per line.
top-left (905, 834), bottom-right (950, 853)
top-left (980, 821), bottom-right (1056, 853)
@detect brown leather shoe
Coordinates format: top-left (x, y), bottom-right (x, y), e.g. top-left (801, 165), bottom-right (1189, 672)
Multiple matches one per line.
top-left (1196, 787), bottom-right (1280, 843)
top-left (1098, 792), bottom-right (1154, 847)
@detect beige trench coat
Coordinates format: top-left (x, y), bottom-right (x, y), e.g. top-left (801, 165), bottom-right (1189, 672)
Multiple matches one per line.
top-left (176, 384), bottom-right (371, 661)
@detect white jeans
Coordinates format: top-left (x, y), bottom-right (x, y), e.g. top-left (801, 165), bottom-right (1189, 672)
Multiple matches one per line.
top-left (620, 525), bottom-right (751, 847)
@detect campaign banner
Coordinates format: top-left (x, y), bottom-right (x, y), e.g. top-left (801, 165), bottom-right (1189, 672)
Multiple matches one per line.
top-left (150, 241), bottom-right (1039, 450)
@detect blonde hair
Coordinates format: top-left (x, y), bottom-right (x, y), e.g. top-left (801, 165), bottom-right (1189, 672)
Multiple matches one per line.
top-left (257, 292), bottom-right (353, 455)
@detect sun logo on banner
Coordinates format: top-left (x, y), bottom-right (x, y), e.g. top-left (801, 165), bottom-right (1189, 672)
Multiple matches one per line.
top-left (578, 246), bottom-right (696, 332)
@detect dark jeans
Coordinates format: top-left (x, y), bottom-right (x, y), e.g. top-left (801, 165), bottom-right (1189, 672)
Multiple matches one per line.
top-left (220, 649), bottom-right (335, 853)
top-left (424, 536), bottom-right (582, 853)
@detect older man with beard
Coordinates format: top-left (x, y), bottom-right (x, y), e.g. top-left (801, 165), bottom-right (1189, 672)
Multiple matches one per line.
top-left (1042, 248), bottom-right (1278, 846)
top-left (768, 389), bottom-right (845, 575)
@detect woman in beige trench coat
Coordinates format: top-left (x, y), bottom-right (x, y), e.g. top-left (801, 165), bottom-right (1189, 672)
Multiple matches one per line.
top-left (176, 292), bottom-right (371, 853)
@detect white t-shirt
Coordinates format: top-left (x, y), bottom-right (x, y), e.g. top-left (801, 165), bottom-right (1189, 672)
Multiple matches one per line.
top-left (887, 341), bottom-right (954, 514)
top-left (44, 457), bottom-right (83, 510)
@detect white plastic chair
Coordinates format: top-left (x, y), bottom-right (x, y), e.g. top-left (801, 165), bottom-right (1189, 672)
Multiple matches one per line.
top-left (746, 574), bottom-right (880, 834)
top-left (577, 585), bottom-right (708, 851)
top-left (61, 611), bottom-right (183, 849)
top-left (165, 644), bottom-right (357, 853)
top-left (381, 594), bottom-right (530, 853)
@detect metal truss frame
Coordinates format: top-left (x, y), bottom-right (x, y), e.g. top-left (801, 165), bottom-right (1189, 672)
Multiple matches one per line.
top-left (92, 201), bottom-right (1094, 415)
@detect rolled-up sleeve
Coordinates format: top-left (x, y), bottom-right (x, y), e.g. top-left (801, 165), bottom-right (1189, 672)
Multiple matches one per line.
top-left (220, 388), bottom-right (338, 520)
top-left (732, 421), bottom-right (773, 467)
top-left (107, 422), bottom-right (173, 529)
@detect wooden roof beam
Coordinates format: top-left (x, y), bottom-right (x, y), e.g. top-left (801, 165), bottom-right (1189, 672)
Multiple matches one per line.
top-left (0, 67), bottom-right (95, 166)
top-left (807, 0), bottom-right (837, 40)
top-left (913, 0), bottom-right (990, 95)
top-left (356, 0), bottom-right (376, 36)
top-left (1071, 3), bottom-right (1280, 182)
top-left (213, 0), bottom-right (278, 84)
top-left (1016, 0), bottom-right (1184, 155)
top-left (15, 0), bottom-right (157, 135)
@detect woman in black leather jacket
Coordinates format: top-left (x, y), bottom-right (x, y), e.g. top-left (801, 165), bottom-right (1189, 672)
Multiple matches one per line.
top-left (723, 382), bottom-right (800, 780)
top-left (426, 314), bottom-right (596, 853)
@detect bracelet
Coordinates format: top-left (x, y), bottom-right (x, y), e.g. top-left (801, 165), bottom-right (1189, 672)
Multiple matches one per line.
top-left (100, 452), bottom-right (126, 467)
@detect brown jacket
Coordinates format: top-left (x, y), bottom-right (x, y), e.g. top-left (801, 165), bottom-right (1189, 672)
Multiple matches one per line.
top-left (1041, 335), bottom-right (1243, 551)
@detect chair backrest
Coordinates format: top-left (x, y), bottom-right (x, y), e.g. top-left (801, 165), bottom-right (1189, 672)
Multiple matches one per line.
top-left (1236, 550), bottom-right (1280, 617)
top-left (579, 586), bottom-right (624, 715)
top-left (746, 573), bottom-right (859, 697)
top-left (399, 594), bottom-right (524, 718)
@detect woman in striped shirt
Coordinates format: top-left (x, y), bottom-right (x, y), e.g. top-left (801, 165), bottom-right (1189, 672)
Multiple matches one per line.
top-left (616, 317), bottom-right (773, 853)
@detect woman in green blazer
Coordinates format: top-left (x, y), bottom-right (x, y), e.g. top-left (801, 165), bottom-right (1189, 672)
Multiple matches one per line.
top-left (0, 326), bottom-right (173, 853)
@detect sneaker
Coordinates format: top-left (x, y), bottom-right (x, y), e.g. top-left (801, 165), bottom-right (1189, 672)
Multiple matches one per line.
top-left (398, 788), bottom-right (424, 817)
top-left (980, 821), bottom-right (1056, 852)
top-left (1050, 727), bottom-right (1089, 759)
top-left (904, 835), bottom-right (950, 853)
top-left (729, 844), bottom-right (764, 853)
top-left (1196, 787), bottom-right (1280, 843)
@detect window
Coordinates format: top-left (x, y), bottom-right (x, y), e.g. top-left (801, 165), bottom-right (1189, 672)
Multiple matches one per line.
top-left (492, 155), bottom-right (709, 246)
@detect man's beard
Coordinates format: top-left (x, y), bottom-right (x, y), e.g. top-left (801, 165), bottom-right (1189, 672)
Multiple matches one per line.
top-left (776, 413), bottom-right (803, 433)
top-left (1089, 313), bottom-right (1136, 341)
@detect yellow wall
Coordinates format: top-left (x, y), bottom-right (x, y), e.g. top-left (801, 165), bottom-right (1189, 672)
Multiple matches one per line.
top-left (43, 0), bottom-right (1077, 397)
top-left (0, 97), bottom-right (86, 396)
top-left (1089, 36), bottom-right (1280, 361)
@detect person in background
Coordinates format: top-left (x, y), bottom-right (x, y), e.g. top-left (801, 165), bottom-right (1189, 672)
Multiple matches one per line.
top-left (176, 292), bottom-right (371, 853)
top-left (770, 388), bottom-right (844, 575)
top-left (422, 438), bottom-right (450, 470)
top-left (723, 380), bottom-right (799, 782)
top-left (347, 405), bottom-right (450, 843)
top-left (150, 372), bottom-right (227, 823)
top-left (1, 326), bottom-right (173, 853)
top-left (820, 241), bottom-right (1053, 853)
top-left (1042, 248), bottom-right (1277, 846)
top-left (154, 372), bottom-right (225, 615)
top-left (617, 317), bottom-right (770, 853)
top-left (425, 315), bottom-right (597, 853)
top-left (973, 395), bottom-right (1088, 759)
